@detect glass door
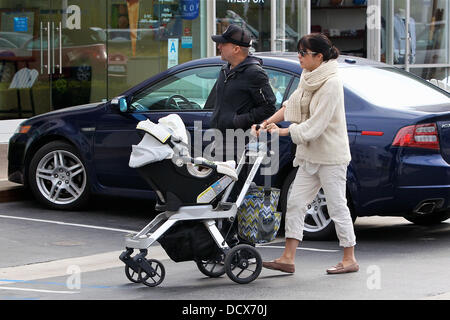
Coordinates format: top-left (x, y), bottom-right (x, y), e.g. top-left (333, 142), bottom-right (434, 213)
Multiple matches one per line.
top-left (50, 0), bottom-right (107, 109)
top-left (0, 0), bottom-right (52, 119)
top-left (0, 0), bottom-right (107, 120)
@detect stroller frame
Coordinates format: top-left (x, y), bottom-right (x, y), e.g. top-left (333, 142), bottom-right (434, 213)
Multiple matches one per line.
top-left (120, 143), bottom-right (271, 286)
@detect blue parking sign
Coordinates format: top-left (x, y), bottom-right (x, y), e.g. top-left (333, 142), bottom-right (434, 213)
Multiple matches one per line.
top-left (14, 17), bottom-right (28, 32)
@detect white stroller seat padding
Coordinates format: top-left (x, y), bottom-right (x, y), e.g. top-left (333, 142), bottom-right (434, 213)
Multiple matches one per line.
top-left (129, 133), bottom-right (174, 168)
top-left (193, 158), bottom-right (238, 181)
top-left (136, 115), bottom-right (188, 145)
top-left (216, 164), bottom-right (238, 181)
top-left (158, 114), bottom-right (189, 145)
top-left (137, 119), bottom-right (172, 144)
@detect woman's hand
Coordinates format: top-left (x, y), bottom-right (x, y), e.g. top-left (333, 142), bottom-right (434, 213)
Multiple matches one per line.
top-left (266, 123), bottom-right (290, 136)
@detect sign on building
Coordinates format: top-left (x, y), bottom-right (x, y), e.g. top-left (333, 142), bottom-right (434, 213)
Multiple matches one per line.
top-left (168, 38), bottom-right (179, 68)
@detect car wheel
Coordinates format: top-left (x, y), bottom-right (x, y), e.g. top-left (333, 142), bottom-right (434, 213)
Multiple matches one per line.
top-left (28, 141), bottom-right (90, 210)
top-left (280, 168), bottom-right (356, 241)
top-left (404, 210), bottom-right (450, 225)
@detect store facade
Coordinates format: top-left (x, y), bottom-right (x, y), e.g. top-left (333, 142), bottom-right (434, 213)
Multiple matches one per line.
top-left (0, 0), bottom-right (448, 121)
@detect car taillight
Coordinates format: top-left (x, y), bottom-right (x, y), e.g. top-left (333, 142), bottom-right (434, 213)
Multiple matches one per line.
top-left (392, 123), bottom-right (440, 150)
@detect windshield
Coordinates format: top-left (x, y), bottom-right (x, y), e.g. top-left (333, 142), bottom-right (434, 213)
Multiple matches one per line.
top-left (339, 66), bottom-right (450, 108)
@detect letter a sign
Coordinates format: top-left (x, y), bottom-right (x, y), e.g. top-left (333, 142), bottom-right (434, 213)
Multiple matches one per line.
top-left (66, 5), bottom-right (81, 30)
top-left (168, 38), bottom-right (179, 68)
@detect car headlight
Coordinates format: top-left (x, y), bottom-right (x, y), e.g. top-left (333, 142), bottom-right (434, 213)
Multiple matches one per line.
top-left (15, 124), bottom-right (31, 134)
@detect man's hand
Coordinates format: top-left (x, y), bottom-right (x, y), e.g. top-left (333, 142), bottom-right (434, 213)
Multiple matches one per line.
top-left (251, 121), bottom-right (266, 137)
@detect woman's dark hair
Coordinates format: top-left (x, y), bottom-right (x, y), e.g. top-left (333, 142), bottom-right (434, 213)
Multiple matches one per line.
top-left (297, 33), bottom-right (340, 61)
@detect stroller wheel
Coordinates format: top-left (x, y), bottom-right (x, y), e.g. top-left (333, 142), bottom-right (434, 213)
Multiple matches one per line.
top-left (125, 265), bottom-right (142, 283)
top-left (138, 259), bottom-right (166, 287)
top-left (196, 254), bottom-right (226, 278)
top-left (224, 244), bottom-right (262, 284)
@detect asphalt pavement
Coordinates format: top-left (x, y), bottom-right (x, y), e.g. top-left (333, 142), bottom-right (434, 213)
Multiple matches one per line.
top-left (0, 197), bottom-right (449, 301)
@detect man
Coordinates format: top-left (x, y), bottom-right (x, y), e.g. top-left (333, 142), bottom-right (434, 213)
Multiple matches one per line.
top-left (209, 24), bottom-right (276, 141)
top-left (207, 25), bottom-right (277, 245)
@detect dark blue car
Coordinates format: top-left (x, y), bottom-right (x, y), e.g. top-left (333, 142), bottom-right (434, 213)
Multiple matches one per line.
top-left (8, 53), bottom-right (450, 240)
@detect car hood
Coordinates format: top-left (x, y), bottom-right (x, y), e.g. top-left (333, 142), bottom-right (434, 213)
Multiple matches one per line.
top-left (26, 102), bottom-right (103, 122)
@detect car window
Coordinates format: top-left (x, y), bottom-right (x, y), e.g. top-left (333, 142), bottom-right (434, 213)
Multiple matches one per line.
top-left (130, 66), bottom-right (221, 112)
top-left (195, 67), bottom-right (294, 111)
top-left (340, 66), bottom-right (450, 108)
top-left (264, 68), bottom-right (293, 110)
top-left (285, 76), bottom-right (300, 102)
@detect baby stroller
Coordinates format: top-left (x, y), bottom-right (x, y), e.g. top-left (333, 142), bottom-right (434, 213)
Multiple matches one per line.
top-left (119, 114), bottom-right (273, 287)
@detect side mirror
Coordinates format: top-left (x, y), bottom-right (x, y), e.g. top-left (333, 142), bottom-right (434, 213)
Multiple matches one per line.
top-left (119, 97), bottom-right (128, 112)
top-left (111, 96), bottom-right (128, 112)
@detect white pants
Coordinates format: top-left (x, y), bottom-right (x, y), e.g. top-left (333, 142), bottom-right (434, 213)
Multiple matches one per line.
top-left (285, 163), bottom-right (356, 248)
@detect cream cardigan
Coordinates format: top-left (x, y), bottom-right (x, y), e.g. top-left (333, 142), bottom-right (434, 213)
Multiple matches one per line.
top-left (284, 60), bottom-right (351, 166)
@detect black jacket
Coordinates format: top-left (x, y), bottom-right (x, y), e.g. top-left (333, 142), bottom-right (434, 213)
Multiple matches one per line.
top-left (208, 55), bottom-right (276, 133)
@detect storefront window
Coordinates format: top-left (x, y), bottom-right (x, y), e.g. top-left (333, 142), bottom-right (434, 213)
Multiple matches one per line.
top-left (311, 0), bottom-right (367, 57)
top-left (1, 0), bottom-right (449, 122)
top-left (396, 0), bottom-right (449, 65)
top-left (381, 0), bottom-right (449, 82)
top-left (385, 0), bottom-right (449, 66)
top-left (0, 0), bottom-right (108, 120)
top-left (411, 0), bottom-right (448, 65)
top-left (275, 0), bottom-right (301, 52)
top-left (380, 0), bottom-right (389, 63)
top-left (216, 0), bottom-right (271, 53)
top-left (410, 66), bottom-right (448, 81)
top-left (107, 0), bottom-right (206, 98)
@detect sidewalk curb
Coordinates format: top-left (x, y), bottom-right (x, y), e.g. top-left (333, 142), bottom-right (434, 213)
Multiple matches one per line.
top-left (0, 181), bottom-right (27, 203)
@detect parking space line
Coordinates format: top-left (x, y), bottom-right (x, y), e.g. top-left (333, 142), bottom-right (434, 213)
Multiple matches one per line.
top-left (0, 287), bottom-right (79, 294)
top-left (0, 214), bottom-right (137, 234)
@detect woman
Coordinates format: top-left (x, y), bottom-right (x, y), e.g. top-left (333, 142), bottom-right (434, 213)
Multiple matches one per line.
top-left (254, 33), bottom-right (358, 274)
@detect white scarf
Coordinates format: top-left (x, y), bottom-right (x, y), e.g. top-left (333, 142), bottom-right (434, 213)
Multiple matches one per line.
top-left (285, 59), bottom-right (339, 123)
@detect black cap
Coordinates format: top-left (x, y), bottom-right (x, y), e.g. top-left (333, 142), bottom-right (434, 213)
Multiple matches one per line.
top-left (211, 24), bottom-right (252, 47)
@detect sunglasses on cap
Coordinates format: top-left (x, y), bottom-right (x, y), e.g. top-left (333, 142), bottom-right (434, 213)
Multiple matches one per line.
top-left (297, 49), bottom-right (319, 57)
